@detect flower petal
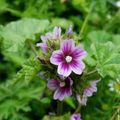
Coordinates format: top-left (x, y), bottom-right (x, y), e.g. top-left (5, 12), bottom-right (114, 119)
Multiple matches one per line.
top-left (61, 39), bottom-right (75, 55)
top-left (36, 43), bottom-right (48, 53)
top-left (70, 60), bottom-right (85, 75)
top-left (47, 79), bottom-right (59, 90)
top-left (50, 50), bottom-right (63, 65)
top-left (84, 88), bottom-right (93, 97)
top-left (46, 32), bottom-right (53, 39)
top-left (72, 47), bottom-right (87, 59)
top-left (65, 87), bottom-right (72, 97)
top-left (70, 113), bottom-right (82, 120)
top-left (67, 26), bottom-right (73, 37)
top-left (53, 88), bottom-right (65, 101)
top-left (53, 26), bottom-right (61, 39)
top-left (57, 62), bottom-right (72, 77)
top-left (41, 35), bottom-right (47, 42)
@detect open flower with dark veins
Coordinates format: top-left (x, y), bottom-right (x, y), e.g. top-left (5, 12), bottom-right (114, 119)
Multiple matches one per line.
top-left (47, 77), bottom-right (73, 101)
top-left (50, 39), bottom-right (87, 77)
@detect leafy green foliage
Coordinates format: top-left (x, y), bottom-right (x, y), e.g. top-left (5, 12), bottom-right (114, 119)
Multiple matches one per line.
top-left (0, 18), bottom-right (49, 65)
top-left (0, 0), bottom-right (120, 120)
top-left (84, 31), bottom-right (120, 78)
top-left (0, 58), bottom-right (46, 120)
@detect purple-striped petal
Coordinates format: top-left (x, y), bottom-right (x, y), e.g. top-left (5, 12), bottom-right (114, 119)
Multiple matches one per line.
top-left (58, 62), bottom-right (72, 77)
top-left (50, 50), bottom-right (63, 65)
top-left (84, 87), bottom-right (94, 97)
top-left (61, 39), bottom-right (75, 55)
top-left (65, 87), bottom-right (72, 97)
top-left (47, 79), bottom-right (59, 90)
top-left (72, 47), bottom-right (87, 59)
top-left (70, 60), bottom-right (85, 75)
top-left (53, 88), bottom-right (65, 101)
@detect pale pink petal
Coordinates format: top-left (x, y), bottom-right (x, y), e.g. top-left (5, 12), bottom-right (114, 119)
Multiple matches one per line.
top-left (72, 47), bottom-right (87, 59)
top-left (47, 79), bottom-right (59, 90)
top-left (84, 88), bottom-right (93, 97)
top-left (46, 32), bottom-right (53, 39)
top-left (70, 60), bottom-right (85, 75)
top-left (67, 26), bottom-right (73, 37)
top-left (57, 62), bottom-right (72, 77)
top-left (41, 35), bottom-right (47, 43)
top-left (36, 43), bottom-right (48, 53)
top-left (53, 27), bottom-right (61, 39)
top-left (61, 39), bottom-right (75, 55)
top-left (76, 94), bottom-right (87, 106)
top-left (50, 50), bottom-right (64, 65)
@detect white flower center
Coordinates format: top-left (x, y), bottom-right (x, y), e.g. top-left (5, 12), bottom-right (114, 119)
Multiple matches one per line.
top-left (60, 82), bottom-right (65, 87)
top-left (65, 56), bottom-right (72, 63)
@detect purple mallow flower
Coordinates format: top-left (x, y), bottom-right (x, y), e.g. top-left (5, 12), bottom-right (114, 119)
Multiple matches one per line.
top-left (77, 80), bottom-right (100, 106)
top-left (50, 39), bottom-right (87, 77)
top-left (84, 80), bottom-right (100, 97)
top-left (70, 113), bottom-right (82, 120)
top-left (41, 26), bottom-right (61, 41)
top-left (36, 27), bottom-right (61, 53)
top-left (47, 77), bottom-right (73, 101)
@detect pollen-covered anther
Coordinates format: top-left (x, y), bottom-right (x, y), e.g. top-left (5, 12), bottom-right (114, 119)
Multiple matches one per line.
top-left (65, 56), bottom-right (72, 63)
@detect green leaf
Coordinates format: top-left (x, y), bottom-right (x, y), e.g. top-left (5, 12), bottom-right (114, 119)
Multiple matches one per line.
top-left (65, 97), bottom-right (76, 109)
top-left (1, 18), bottom-right (49, 52)
top-left (0, 58), bottom-right (46, 120)
top-left (0, 18), bottom-right (49, 65)
top-left (51, 18), bottom-right (73, 29)
top-left (87, 30), bottom-right (112, 43)
top-left (91, 42), bottom-right (120, 78)
top-left (43, 113), bottom-right (70, 120)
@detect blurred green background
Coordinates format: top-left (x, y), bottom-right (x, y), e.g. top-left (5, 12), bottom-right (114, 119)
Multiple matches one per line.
top-left (0, 0), bottom-right (120, 120)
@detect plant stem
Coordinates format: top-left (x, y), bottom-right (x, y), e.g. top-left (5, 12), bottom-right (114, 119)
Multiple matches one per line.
top-left (28, 40), bottom-right (38, 56)
top-left (79, 1), bottom-right (95, 36)
top-left (110, 106), bottom-right (120, 120)
top-left (86, 70), bottom-right (97, 76)
top-left (57, 101), bottom-right (63, 116)
top-left (75, 104), bottom-right (81, 113)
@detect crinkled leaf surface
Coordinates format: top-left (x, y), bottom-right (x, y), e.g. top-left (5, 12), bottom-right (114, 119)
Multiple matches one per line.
top-left (1, 18), bottom-right (49, 52)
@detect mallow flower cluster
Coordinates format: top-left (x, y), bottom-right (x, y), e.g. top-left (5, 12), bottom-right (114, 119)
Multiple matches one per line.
top-left (37, 26), bottom-right (100, 120)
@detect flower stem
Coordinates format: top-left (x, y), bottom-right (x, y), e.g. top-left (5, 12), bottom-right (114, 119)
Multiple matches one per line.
top-left (86, 70), bottom-right (97, 76)
top-left (75, 104), bottom-right (81, 113)
top-left (57, 101), bottom-right (63, 116)
top-left (28, 40), bottom-right (38, 56)
top-left (79, 1), bottom-right (95, 36)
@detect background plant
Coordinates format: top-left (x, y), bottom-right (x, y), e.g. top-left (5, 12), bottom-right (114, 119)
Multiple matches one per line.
top-left (0, 0), bottom-right (120, 120)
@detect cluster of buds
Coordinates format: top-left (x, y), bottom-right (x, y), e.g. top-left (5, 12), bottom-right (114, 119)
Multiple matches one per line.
top-left (36, 26), bottom-right (100, 119)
